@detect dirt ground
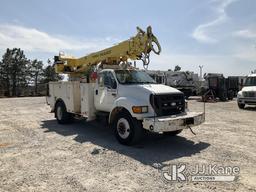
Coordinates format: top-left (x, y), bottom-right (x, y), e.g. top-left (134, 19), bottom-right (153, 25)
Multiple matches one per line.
top-left (0, 97), bottom-right (255, 192)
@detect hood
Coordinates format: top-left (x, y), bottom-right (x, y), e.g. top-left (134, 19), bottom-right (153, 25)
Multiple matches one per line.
top-left (118, 84), bottom-right (182, 99)
top-left (242, 86), bottom-right (256, 92)
top-left (137, 84), bottom-right (182, 94)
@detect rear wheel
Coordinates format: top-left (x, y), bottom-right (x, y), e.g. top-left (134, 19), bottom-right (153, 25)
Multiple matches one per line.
top-left (55, 101), bottom-right (73, 124)
top-left (238, 103), bottom-right (245, 109)
top-left (113, 110), bottom-right (143, 145)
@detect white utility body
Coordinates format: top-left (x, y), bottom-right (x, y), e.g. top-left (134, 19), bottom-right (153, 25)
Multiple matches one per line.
top-left (47, 68), bottom-right (205, 145)
top-left (237, 73), bottom-right (256, 109)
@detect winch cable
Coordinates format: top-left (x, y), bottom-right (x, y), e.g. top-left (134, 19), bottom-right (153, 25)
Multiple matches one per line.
top-left (189, 125), bottom-right (201, 144)
top-left (188, 125), bottom-right (196, 135)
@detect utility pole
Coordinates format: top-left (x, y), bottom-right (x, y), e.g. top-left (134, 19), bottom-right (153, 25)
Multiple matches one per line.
top-left (199, 65), bottom-right (203, 80)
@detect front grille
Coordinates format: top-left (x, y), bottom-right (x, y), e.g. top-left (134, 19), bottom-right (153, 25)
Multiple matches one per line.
top-left (245, 101), bottom-right (256, 104)
top-left (150, 93), bottom-right (185, 116)
top-left (243, 91), bottom-right (256, 98)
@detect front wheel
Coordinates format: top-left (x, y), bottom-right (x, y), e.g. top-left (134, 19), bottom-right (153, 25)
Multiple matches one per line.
top-left (113, 110), bottom-right (143, 145)
top-left (238, 103), bottom-right (245, 109)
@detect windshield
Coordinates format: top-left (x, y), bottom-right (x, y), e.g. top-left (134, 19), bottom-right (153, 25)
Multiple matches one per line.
top-left (244, 77), bottom-right (256, 86)
top-left (115, 70), bottom-right (156, 84)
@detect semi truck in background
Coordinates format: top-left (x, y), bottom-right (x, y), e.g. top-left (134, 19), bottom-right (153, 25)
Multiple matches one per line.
top-left (46, 26), bottom-right (205, 145)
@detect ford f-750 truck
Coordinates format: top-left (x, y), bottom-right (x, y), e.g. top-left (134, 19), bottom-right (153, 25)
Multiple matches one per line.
top-left (46, 26), bottom-right (205, 145)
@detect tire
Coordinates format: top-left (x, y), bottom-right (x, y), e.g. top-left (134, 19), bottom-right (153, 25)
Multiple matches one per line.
top-left (238, 103), bottom-right (245, 109)
top-left (164, 130), bottom-right (183, 136)
top-left (112, 110), bottom-right (143, 145)
top-left (55, 101), bottom-right (73, 124)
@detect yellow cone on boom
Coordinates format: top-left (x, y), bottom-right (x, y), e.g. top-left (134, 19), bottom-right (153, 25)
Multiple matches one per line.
top-left (54, 26), bottom-right (161, 76)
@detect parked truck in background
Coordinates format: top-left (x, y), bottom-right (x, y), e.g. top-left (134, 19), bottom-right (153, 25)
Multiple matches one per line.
top-left (165, 71), bottom-right (200, 99)
top-left (145, 70), bottom-right (200, 99)
top-left (46, 26), bottom-right (205, 145)
top-left (237, 73), bottom-right (256, 109)
top-left (201, 73), bottom-right (241, 101)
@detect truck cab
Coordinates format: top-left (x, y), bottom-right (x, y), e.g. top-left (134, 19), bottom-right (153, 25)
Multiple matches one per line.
top-left (48, 68), bottom-right (205, 145)
top-left (95, 69), bottom-right (184, 118)
top-left (237, 74), bottom-right (256, 109)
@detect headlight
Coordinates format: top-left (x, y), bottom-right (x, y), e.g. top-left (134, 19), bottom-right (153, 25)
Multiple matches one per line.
top-left (132, 106), bottom-right (148, 113)
top-left (237, 91), bottom-right (244, 97)
top-left (237, 91), bottom-right (242, 97)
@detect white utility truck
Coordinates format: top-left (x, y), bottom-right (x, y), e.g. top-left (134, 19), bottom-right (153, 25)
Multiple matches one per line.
top-left (47, 26), bottom-right (205, 145)
top-left (237, 73), bottom-right (256, 109)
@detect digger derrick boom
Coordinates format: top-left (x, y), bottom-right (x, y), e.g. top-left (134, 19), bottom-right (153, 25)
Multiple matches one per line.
top-left (54, 26), bottom-right (161, 77)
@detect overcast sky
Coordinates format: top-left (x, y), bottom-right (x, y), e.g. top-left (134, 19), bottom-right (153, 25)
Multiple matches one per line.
top-left (0, 0), bottom-right (255, 76)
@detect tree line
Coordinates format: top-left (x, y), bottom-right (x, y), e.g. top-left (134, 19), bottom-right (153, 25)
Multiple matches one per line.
top-left (0, 48), bottom-right (62, 97)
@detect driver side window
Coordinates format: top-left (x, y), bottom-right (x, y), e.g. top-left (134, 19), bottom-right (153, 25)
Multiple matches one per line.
top-left (99, 71), bottom-right (117, 89)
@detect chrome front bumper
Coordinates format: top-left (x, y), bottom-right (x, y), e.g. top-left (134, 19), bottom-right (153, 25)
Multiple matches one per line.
top-left (238, 97), bottom-right (256, 105)
top-left (142, 112), bottom-right (205, 133)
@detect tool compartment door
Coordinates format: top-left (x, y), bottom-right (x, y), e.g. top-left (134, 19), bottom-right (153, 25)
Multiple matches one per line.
top-left (48, 81), bottom-right (81, 113)
top-left (80, 83), bottom-right (96, 121)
